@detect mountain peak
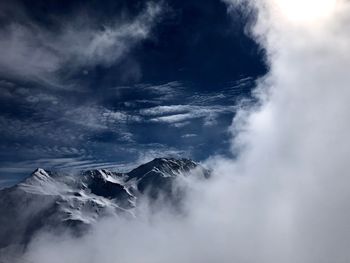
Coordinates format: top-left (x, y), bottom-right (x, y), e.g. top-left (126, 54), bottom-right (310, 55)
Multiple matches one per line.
top-left (32, 168), bottom-right (51, 179)
top-left (127, 158), bottom-right (199, 180)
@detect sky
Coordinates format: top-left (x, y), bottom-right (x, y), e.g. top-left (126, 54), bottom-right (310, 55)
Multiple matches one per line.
top-left (0, 0), bottom-right (267, 187)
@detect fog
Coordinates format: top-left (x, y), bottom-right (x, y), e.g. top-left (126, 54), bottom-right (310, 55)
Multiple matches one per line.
top-left (16, 0), bottom-right (350, 262)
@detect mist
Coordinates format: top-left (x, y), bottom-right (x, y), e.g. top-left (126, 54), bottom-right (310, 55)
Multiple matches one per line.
top-left (13, 0), bottom-right (350, 262)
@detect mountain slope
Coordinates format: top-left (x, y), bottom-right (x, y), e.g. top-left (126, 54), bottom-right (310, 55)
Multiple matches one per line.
top-left (0, 158), bottom-right (209, 250)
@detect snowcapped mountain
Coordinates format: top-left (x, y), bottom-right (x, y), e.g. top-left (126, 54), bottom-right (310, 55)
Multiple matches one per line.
top-left (0, 158), bottom-right (210, 250)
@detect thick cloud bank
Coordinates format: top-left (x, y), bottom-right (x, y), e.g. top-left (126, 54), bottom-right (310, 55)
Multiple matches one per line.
top-left (13, 0), bottom-right (350, 262)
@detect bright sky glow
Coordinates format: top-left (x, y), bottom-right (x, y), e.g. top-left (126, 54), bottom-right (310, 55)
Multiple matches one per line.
top-left (273, 0), bottom-right (337, 24)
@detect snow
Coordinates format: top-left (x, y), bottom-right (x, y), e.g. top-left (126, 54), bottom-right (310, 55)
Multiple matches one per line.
top-left (5, 158), bottom-right (208, 229)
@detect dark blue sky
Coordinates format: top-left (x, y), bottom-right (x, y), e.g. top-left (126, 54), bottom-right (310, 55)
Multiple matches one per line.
top-left (0, 0), bottom-right (266, 187)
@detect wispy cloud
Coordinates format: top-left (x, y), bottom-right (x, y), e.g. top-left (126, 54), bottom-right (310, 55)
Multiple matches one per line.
top-left (0, 2), bottom-right (162, 87)
top-left (141, 104), bottom-right (236, 126)
top-left (182, 133), bottom-right (197, 138)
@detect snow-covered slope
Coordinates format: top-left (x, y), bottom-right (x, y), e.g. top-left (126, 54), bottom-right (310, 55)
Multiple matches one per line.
top-left (0, 158), bottom-right (209, 249)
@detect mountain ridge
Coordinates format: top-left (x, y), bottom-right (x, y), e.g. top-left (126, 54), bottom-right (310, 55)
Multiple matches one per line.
top-left (0, 158), bottom-right (210, 251)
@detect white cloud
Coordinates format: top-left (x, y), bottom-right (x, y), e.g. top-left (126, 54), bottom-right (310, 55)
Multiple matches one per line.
top-left (58, 2), bottom-right (162, 68)
top-left (140, 105), bottom-right (191, 116)
top-left (181, 134), bottom-right (197, 138)
top-left (102, 109), bottom-right (142, 123)
top-left (151, 112), bottom-right (196, 123)
top-left (0, 2), bottom-right (162, 87)
top-left (143, 104), bottom-right (235, 126)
